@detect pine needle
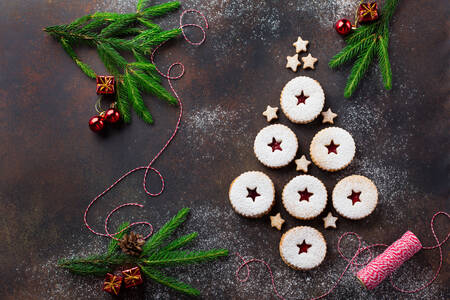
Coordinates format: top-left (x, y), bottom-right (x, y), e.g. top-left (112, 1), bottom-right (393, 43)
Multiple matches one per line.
top-left (116, 81), bottom-right (132, 123)
top-left (141, 207), bottom-right (190, 256)
top-left (144, 249), bottom-right (229, 266)
top-left (377, 34), bottom-right (392, 90)
top-left (124, 71), bottom-right (154, 124)
top-left (161, 232), bottom-right (198, 251)
top-left (344, 37), bottom-right (377, 98)
top-left (140, 265), bottom-right (201, 296)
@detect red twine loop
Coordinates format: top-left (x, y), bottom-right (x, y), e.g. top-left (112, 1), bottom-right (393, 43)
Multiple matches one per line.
top-left (83, 9), bottom-right (208, 241)
top-left (235, 211), bottom-right (449, 299)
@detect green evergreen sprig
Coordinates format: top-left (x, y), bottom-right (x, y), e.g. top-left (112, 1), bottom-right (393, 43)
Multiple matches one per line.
top-left (58, 208), bottom-right (228, 296)
top-left (329, 0), bottom-right (400, 98)
top-left (44, 1), bottom-right (182, 124)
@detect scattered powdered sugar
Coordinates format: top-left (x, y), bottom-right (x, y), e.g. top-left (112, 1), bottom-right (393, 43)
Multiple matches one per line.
top-left (181, 104), bottom-right (251, 160)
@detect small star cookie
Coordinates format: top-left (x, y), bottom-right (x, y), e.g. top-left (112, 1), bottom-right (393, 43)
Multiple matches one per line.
top-left (293, 36), bottom-right (309, 53)
top-left (295, 155), bottom-right (311, 173)
top-left (286, 54), bottom-right (301, 72)
top-left (321, 108), bottom-right (338, 124)
top-left (270, 213), bottom-right (285, 230)
top-left (262, 105), bottom-right (278, 122)
top-left (302, 54), bottom-right (318, 69)
top-left (323, 212), bottom-right (338, 229)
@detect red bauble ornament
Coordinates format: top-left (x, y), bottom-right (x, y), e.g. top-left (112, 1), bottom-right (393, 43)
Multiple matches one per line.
top-left (335, 19), bottom-right (352, 36)
top-left (104, 108), bottom-right (121, 123)
top-left (89, 115), bottom-right (105, 132)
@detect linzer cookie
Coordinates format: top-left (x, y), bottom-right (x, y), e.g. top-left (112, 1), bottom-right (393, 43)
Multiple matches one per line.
top-left (310, 127), bottom-right (355, 171)
top-left (332, 175), bottom-right (378, 220)
top-left (280, 76), bottom-right (325, 124)
top-left (282, 175), bottom-right (327, 220)
top-left (254, 124), bottom-right (298, 168)
top-left (229, 171), bottom-right (275, 218)
top-left (279, 226), bottom-right (327, 270)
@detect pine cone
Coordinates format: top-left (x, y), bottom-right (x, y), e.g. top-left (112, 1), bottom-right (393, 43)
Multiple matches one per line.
top-left (118, 232), bottom-right (145, 256)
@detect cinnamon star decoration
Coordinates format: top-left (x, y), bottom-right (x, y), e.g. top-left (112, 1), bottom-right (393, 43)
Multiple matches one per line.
top-left (295, 155), bottom-right (311, 173)
top-left (302, 54), bottom-right (318, 69)
top-left (323, 212), bottom-right (338, 229)
top-left (293, 36), bottom-right (309, 53)
top-left (262, 105), bottom-right (279, 122)
top-left (286, 54), bottom-right (301, 72)
top-left (321, 108), bottom-right (338, 124)
top-left (270, 213), bottom-right (285, 230)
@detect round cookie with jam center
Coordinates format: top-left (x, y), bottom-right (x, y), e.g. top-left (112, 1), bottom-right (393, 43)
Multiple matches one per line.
top-left (310, 127), bottom-right (356, 172)
top-left (279, 226), bottom-right (327, 270)
top-left (282, 175), bottom-right (327, 220)
top-left (280, 76), bottom-right (325, 124)
top-left (254, 124), bottom-right (298, 168)
top-left (332, 175), bottom-right (378, 220)
top-left (229, 171), bottom-right (275, 218)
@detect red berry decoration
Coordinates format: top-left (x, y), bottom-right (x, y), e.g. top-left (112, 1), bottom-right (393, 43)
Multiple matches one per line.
top-left (104, 108), bottom-right (121, 123)
top-left (335, 19), bottom-right (352, 36)
top-left (89, 115), bottom-right (105, 132)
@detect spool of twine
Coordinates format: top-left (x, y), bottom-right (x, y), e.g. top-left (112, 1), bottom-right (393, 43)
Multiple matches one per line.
top-left (356, 231), bottom-right (423, 290)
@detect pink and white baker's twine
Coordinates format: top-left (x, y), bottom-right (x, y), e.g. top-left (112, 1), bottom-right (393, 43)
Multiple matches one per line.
top-left (83, 10), bottom-right (208, 241)
top-left (235, 211), bottom-right (449, 299)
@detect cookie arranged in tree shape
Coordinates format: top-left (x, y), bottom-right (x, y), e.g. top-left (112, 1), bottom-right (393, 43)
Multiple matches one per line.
top-left (310, 127), bottom-right (355, 171)
top-left (229, 171), bottom-right (275, 218)
top-left (282, 175), bottom-right (327, 220)
top-left (279, 226), bottom-right (327, 270)
top-left (332, 175), bottom-right (378, 220)
top-left (280, 76), bottom-right (325, 124)
top-left (254, 124), bottom-right (298, 168)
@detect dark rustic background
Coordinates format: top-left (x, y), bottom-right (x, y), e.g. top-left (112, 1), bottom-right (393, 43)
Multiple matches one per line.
top-left (0, 0), bottom-right (449, 299)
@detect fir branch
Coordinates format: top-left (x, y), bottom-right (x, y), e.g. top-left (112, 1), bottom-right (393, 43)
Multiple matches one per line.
top-left (141, 2), bottom-right (181, 18)
top-left (124, 71), bottom-right (154, 124)
top-left (144, 249), bottom-right (229, 266)
top-left (107, 222), bottom-right (131, 255)
top-left (329, 0), bottom-right (400, 97)
top-left (344, 37), bottom-right (377, 98)
top-left (377, 33), bottom-right (392, 90)
top-left (59, 38), bottom-right (97, 78)
top-left (44, 0), bottom-right (182, 124)
top-left (329, 34), bottom-right (376, 69)
top-left (161, 232), bottom-right (198, 251)
top-left (58, 254), bottom-right (131, 276)
top-left (141, 207), bottom-right (190, 256)
top-left (139, 265), bottom-right (201, 296)
top-left (116, 82), bottom-right (132, 123)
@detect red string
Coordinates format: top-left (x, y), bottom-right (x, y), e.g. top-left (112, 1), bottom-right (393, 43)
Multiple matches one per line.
top-left (83, 9), bottom-right (208, 241)
top-left (235, 211), bottom-right (449, 299)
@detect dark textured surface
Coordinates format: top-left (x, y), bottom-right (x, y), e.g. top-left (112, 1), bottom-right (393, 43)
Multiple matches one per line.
top-left (0, 0), bottom-right (449, 299)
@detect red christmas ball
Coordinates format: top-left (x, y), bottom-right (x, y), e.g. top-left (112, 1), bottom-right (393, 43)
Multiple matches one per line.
top-left (335, 19), bottom-right (352, 36)
top-left (104, 108), bottom-right (121, 123)
top-left (89, 115), bottom-right (105, 132)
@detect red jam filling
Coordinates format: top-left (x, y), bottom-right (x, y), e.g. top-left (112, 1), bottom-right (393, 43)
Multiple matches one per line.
top-left (325, 140), bottom-right (339, 154)
top-left (297, 240), bottom-right (312, 254)
top-left (298, 188), bottom-right (313, 202)
top-left (268, 137), bottom-right (282, 152)
top-left (296, 91), bottom-right (309, 105)
top-left (347, 190), bottom-right (362, 205)
top-left (246, 187), bottom-right (261, 202)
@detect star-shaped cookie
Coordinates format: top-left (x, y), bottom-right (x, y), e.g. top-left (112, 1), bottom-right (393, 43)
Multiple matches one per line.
top-left (262, 105), bottom-right (278, 122)
top-left (293, 36), bottom-right (309, 53)
top-left (321, 108), bottom-right (338, 124)
top-left (323, 212), bottom-right (338, 229)
top-left (286, 54), bottom-right (301, 72)
top-left (295, 155), bottom-right (311, 173)
top-left (270, 213), bottom-right (285, 230)
top-left (302, 54), bottom-right (318, 69)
